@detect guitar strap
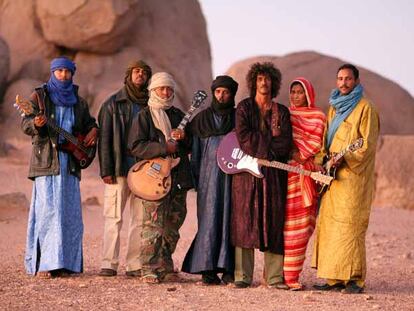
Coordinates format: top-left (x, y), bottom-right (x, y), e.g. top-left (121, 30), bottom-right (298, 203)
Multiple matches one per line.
top-left (271, 101), bottom-right (281, 137)
top-left (33, 88), bottom-right (46, 115)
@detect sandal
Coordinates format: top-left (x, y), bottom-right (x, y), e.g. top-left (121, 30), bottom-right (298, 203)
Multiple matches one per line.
top-left (142, 274), bottom-right (160, 284)
top-left (51, 269), bottom-right (71, 278)
top-left (288, 283), bottom-right (304, 291)
top-left (36, 271), bottom-right (52, 279)
top-left (162, 273), bottom-right (184, 283)
top-left (201, 272), bottom-right (221, 285)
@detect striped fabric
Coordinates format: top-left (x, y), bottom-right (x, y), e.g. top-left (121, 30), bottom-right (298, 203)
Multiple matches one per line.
top-left (283, 78), bottom-right (326, 289)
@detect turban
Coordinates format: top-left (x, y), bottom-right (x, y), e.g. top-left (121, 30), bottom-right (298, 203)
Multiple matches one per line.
top-left (148, 72), bottom-right (176, 91)
top-left (211, 75), bottom-right (238, 95)
top-left (50, 57), bottom-right (76, 75)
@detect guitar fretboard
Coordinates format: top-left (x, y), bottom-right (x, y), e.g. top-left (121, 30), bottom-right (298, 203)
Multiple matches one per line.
top-left (173, 91), bottom-right (207, 139)
top-left (258, 159), bottom-right (311, 176)
top-left (177, 105), bottom-right (198, 131)
top-left (330, 138), bottom-right (363, 163)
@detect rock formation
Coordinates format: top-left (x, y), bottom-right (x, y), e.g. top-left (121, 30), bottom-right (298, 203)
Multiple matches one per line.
top-left (0, 36), bottom-right (9, 99)
top-left (35, 0), bottom-right (140, 54)
top-left (373, 135), bottom-right (414, 210)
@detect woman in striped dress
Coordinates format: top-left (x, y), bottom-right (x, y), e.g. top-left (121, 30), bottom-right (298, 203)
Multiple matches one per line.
top-left (283, 77), bottom-right (326, 290)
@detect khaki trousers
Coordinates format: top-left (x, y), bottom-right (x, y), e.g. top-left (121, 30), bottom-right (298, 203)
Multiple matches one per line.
top-left (235, 247), bottom-right (284, 285)
top-left (101, 177), bottom-right (143, 272)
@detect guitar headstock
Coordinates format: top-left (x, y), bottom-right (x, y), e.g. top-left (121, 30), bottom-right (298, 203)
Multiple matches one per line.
top-left (191, 90), bottom-right (207, 108)
top-left (348, 138), bottom-right (364, 152)
top-left (13, 94), bottom-right (34, 117)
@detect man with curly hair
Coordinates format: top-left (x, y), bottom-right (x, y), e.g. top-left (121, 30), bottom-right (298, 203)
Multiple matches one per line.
top-left (231, 62), bottom-right (293, 289)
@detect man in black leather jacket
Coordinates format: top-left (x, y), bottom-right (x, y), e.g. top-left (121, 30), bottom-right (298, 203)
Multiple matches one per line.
top-left (97, 60), bottom-right (152, 277)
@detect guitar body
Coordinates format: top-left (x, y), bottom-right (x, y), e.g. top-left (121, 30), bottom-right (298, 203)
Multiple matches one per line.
top-left (318, 165), bottom-right (337, 194)
top-left (216, 131), bottom-right (264, 178)
top-left (127, 157), bottom-right (181, 201)
top-left (59, 133), bottom-right (96, 169)
top-left (126, 90), bottom-right (207, 200)
top-left (217, 132), bottom-right (334, 186)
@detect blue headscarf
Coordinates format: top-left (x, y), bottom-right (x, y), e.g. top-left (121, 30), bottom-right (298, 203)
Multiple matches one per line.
top-left (326, 84), bottom-right (363, 149)
top-left (46, 57), bottom-right (77, 107)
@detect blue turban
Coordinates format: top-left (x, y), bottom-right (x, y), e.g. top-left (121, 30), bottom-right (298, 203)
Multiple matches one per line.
top-left (50, 57), bottom-right (76, 74)
top-left (47, 57), bottom-right (77, 107)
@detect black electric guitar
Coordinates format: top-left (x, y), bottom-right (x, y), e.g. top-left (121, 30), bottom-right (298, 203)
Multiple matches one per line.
top-left (318, 138), bottom-right (364, 193)
top-left (14, 95), bottom-right (96, 169)
top-left (127, 90), bottom-right (207, 201)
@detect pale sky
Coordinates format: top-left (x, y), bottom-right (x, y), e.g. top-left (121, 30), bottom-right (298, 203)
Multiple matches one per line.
top-left (199, 0), bottom-right (414, 96)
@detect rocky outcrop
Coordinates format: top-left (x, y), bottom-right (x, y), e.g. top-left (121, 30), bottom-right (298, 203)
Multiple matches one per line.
top-left (127, 0), bottom-right (212, 109)
top-left (0, 37), bottom-right (9, 99)
top-left (0, 0), bottom-right (58, 81)
top-left (35, 0), bottom-right (140, 54)
top-left (226, 52), bottom-right (414, 135)
top-left (374, 135), bottom-right (414, 210)
top-left (73, 0), bottom-right (212, 115)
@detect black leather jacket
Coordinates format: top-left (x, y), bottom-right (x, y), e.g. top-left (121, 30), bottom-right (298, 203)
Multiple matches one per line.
top-left (98, 87), bottom-right (146, 178)
top-left (127, 106), bottom-right (193, 191)
top-left (21, 84), bottom-right (97, 180)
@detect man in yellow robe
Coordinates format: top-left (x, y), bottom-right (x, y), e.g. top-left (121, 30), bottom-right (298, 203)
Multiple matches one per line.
top-left (311, 64), bottom-right (380, 294)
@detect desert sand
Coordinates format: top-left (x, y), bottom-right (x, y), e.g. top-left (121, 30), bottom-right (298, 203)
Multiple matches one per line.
top-left (0, 142), bottom-right (413, 311)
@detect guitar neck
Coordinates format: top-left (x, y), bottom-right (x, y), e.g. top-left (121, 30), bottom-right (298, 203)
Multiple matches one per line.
top-left (332, 148), bottom-right (348, 162)
top-left (176, 105), bottom-right (198, 131)
top-left (258, 159), bottom-right (311, 176)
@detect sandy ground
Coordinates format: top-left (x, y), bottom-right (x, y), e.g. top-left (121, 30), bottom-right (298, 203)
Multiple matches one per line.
top-left (0, 143), bottom-right (413, 311)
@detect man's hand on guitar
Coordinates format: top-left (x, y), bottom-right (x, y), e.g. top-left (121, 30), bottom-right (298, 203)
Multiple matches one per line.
top-left (34, 115), bottom-right (47, 128)
top-left (171, 129), bottom-right (185, 141)
top-left (331, 157), bottom-right (344, 168)
top-left (83, 127), bottom-right (99, 147)
top-left (166, 140), bottom-right (178, 154)
top-left (102, 175), bottom-right (116, 184)
top-left (292, 150), bottom-right (305, 165)
top-left (313, 164), bottom-right (326, 174)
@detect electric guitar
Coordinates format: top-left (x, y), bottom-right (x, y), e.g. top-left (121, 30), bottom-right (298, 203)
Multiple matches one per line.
top-left (14, 94), bottom-right (96, 169)
top-left (216, 131), bottom-right (333, 185)
top-left (127, 90), bottom-right (207, 201)
top-left (318, 138), bottom-right (364, 193)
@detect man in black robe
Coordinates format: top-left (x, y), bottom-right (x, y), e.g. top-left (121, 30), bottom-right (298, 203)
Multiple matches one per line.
top-left (182, 75), bottom-right (238, 285)
top-left (231, 62), bottom-right (293, 289)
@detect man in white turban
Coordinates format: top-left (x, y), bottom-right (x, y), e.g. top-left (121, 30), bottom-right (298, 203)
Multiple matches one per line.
top-left (128, 72), bottom-right (193, 283)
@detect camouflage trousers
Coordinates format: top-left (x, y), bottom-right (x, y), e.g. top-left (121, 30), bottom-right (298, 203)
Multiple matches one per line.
top-left (140, 189), bottom-right (187, 277)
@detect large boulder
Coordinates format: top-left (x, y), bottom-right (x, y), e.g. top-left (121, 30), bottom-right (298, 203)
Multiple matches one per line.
top-left (0, 0), bottom-right (58, 81)
top-left (0, 36), bottom-right (9, 99)
top-left (127, 0), bottom-right (212, 108)
top-left (226, 52), bottom-right (414, 134)
top-left (73, 46), bottom-right (146, 116)
top-left (74, 0), bottom-right (212, 114)
top-left (0, 78), bottom-right (43, 141)
top-left (374, 135), bottom-right (414, 210)
top-left (35, 0), bottom-right (139, 54)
